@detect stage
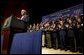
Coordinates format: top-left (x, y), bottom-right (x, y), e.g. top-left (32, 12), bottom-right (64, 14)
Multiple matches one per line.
top-left (42, 47), bottom-right (82, 54)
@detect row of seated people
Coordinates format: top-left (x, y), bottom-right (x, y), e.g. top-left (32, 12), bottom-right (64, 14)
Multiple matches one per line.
top-left (27, 15), bottom-right (83, 53)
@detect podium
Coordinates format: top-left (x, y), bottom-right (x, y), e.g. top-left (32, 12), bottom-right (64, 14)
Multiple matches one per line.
top-left (1, 15), bottom-right (27, 54)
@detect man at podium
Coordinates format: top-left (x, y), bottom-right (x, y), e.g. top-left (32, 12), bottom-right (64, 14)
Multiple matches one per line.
top-left (2, 9), bottom-right (30, 54)
top-left (20, 9), bottom-right (30, 23)
top-left (2, 9), bottom-right (30, 32)
top-left (18, 9), bottom-right (30, 30)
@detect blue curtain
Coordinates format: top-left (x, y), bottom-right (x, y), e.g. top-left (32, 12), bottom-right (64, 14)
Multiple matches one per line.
top-left (9, 30), bottom-right (42, 54)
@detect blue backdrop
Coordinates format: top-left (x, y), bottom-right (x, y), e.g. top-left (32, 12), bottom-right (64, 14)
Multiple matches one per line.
top-left (42, 4), bottom-right (83, 23)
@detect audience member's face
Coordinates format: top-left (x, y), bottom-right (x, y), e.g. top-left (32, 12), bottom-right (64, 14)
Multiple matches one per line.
top-left (72, 20), bottom-right (76, 26)
top-left (77, 18), bottom-right (81, 23)
top-left (77, 23), bottom-right (80, 28)
top-left (66, 18), bottom-right (69, 22)
top-left (81, 16), bottom-right (83, 19)
top-left (59, 20), bottom-right (63, 25)
top-left (40, 23), bottom-right (43, 27)
top-left (30, 25), bottom-right (32, 28)
top-left (37, 24), bottom-right (39, 26)
top-left (52, 21), bottom-right (55, 24)
top-left (68, 19), bottom-right (72, 24)
top-left (44, 22), bottom-right (49, 27)
top-left (33, 24), bottom-right (35, 26)
top-left (65, 23), bottom-right (69, 28)
top-left (58, 24), bottom-right (61, 28)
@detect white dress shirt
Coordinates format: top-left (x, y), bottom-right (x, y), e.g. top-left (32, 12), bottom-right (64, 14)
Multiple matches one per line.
top-left (21, 16), bottom-right (25, 20)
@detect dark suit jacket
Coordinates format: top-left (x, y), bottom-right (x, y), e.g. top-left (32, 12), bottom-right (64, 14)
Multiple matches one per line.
top-left (21, 15), bottom-right (30, 22)
top-left (22, 15), bottom-right (30, 30)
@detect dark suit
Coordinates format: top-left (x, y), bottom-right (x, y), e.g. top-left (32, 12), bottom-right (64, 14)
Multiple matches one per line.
top-left (67, 28), bottom-right (77, 51)
top-left (51, 30), bottom-right (58, 49)
top-left (21, 15), bottom-right (30, 31)
top-left (76, 26), bottom-right (83, 52)
top-left (45, 30), bottom-right (52, 48)
top-left (59, 28), bottom-right (66, 49)
top-left (79, 26), bottom-right (83, 52)
top-left (21, 15), bottom-right (30, 23)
